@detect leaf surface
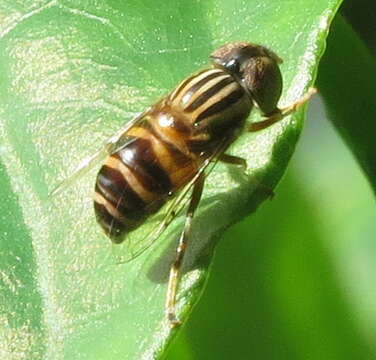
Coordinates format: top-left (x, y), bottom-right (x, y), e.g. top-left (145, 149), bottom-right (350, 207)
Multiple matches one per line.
top-left (0, 0), bottom-right (342, 358)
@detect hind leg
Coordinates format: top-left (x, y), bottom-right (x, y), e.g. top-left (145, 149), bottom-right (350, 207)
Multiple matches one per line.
top-left (166, 172), bottom-right (205, 327)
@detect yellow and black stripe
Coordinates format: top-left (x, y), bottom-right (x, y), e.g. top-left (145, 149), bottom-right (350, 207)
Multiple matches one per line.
top-left (94, 67), bottom-right (252, 242)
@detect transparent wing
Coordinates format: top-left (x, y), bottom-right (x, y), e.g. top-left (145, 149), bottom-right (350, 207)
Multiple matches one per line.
top-left (50, 108), bottom-right (151, 196)
top-left (111, 137), bottom-right (232, 264)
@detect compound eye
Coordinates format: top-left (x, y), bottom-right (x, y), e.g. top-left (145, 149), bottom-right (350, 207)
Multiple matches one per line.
top-left (225, 58), bottom-right (240, 74)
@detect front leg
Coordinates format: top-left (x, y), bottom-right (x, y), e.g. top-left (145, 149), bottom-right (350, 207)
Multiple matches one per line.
top-left (249, 87), bottom-right (317, 132)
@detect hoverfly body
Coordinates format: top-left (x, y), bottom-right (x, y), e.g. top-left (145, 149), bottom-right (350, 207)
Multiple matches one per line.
top-left (53, 42), bottom-right (316, 327)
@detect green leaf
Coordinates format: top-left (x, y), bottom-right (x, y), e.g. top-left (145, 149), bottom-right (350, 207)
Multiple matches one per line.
top-left (0, 0), bottom-right (342, 359)
top-left (169, 100), bottom-right (376, 359)
top-left (317, 14), bottom-right (376, 193)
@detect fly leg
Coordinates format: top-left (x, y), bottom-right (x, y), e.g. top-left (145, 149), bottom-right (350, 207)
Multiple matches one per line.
top-left (219, 153), bottom-right (247, 172)
top-left (166, 172), bottom-right (205, 327)
top-left (249, 87), bottom-right (317, 132)
top-left (219, 153), bottom-right (274, 198)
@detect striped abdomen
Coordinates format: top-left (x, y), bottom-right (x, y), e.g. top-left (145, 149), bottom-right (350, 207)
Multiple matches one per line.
top-left (94, 67), bottom-right (252, 242)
